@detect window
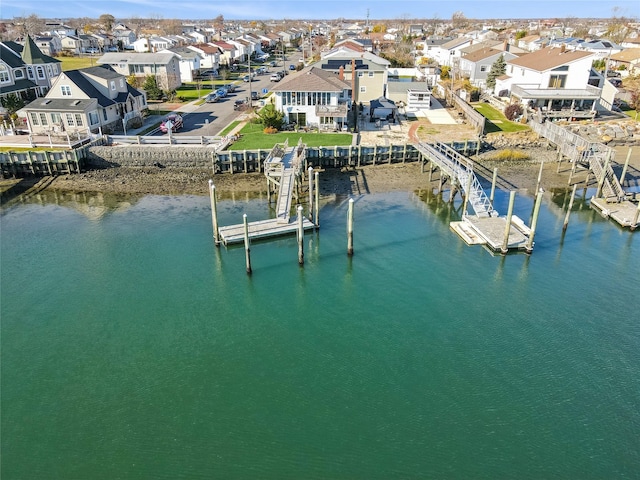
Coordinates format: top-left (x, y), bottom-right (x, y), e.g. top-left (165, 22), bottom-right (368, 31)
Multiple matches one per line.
top-left (14, 69), bottom-right (24, 79)
top-left (39, 113), bottom-right (48, 126)
top-left (27, 67), bottom-right (34, 79)
top-left (65, 113), bottom-right (75, 126)
top-left (30, 112), bottom-right (40, 125)
top-left (61, 85), bottom-right (72, 96)
top-left (89, 111), bottom-right (99, 125)
top-left (358, 71), bottom-right (364, 77)
top-left (0, 65), bottom-right (9, 83)
top-left (120, 79), bottom-right (125, 88)
top-left (480, 65), bottom-right (487, 72)
top-left (110, 81), bottom-right (116, 91)
top-left (74, 114), bottom-right (83, 126)
top-left (46, 65), bottom-right (53, 76)
top-left (51, 113), bottom-right (61, 124)
top-left (360, 86), bottom-right (366, 93)
top-left (103, 108), bottom-right (108, 120)
top-left (548, 75), bottom-right (567, 88)
top-left (368, 72), bottom-right (374, 77)
top-left (36, 66), bottom-right (45, 79)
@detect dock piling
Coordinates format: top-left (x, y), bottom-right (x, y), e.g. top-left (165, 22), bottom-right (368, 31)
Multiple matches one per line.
top-left (208, 180), bottom-right (220, 246)
top-left (308, 167), bottom-right (314, 221)
top-left (314, 171), bottom-right (320, 227)
top-left (525, 191), bottom-right (544, 253)
top-left (243, 214), bottom-right (252, 275)
top-left (297, 206), bottom-right (304, 265)
top-left (563, 184), bottom-right (578, 232)
top-left (619, 148), bottom-right (632, 187)
top-left (347, 198), bottom-right (354, 256)
top-left (536, 161), bottom-right (544, 193)
top-left (500, 191), bottom-right (516, 254)
top-left (490, 167), bottom-right (498, 204)
top-left (632, 200), bottom-right (640, 231)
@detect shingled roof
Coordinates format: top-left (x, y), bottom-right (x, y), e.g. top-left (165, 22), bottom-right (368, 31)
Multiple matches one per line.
top-left (270, 66), bottom-right (350, 93)
top-left (507, 46), bottom-right (592, 72)
top-left (21, 35), bottom-right (60, 65)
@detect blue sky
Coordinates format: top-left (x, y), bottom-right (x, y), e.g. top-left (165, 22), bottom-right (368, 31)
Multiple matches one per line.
top-left (1, 0), bottom-right (638, 21)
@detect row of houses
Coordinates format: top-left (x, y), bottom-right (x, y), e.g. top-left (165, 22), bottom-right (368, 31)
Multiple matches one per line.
top-left (1, 28), bottom-right (635, 139)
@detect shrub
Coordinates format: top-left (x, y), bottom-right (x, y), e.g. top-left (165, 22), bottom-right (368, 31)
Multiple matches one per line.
top-left (263, 126), bottom-right (278, 134)
top-left (504, 103), bottom-right (523, 121)
top-left (487, 149), bottom-right (530, 161)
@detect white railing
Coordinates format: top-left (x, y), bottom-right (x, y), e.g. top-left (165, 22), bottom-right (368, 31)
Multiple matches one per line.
top-left (107, 135), bottom-right (223, 146)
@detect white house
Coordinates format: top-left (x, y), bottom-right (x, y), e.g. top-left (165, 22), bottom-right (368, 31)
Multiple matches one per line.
top-left (270, 66), bottom-right (352, 130)
top-left (160, 47), bottom-right (201, 82)
top-left (494, 45), bottom-right (602, 119)
top-left (97, 52), bottom-right (182, 91)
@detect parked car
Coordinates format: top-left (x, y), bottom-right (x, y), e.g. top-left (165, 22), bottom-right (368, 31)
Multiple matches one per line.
top-left (270, 73), bottom-right (282, 82)
top-left (85, 47), bottom-right (100, 54)
top-left (199, 69), bottom-right (218, 78)
top-left (215, 88), bottom-right (228, 98)
top-left (205, 92), bottom-right (220, 103)
top-left (257, 67), bottom-right (268, 75)
top-left (224, 83), bottom-right (237, 93)
top-left (233, 99), bottom-right (248, 110)
top-left (242, 75), bottom-right (253, 82)
top-left (251, 92), bottom-right (260, 101)
top-left (609, 78), bottom-right (622, 88)
top-left (269, 61), bottom-right (277, 67)
top-left (105, 46), bottom-right (118, 52)
top-left (159, 114), bottom-right (183, 133)
top-left (289, 64), bottom-right (296, 70)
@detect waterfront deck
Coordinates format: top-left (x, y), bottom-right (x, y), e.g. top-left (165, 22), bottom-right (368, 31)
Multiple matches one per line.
top-left (590, 197), bottom-right (640, 230)
top-left (218, 217), bottom-right (316, 245)
top-left (451, 215), bottom-right (531, 252)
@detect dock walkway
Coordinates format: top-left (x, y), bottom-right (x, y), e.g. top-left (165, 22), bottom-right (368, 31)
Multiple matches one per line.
top-left (217, 139), bottom-right (313, 245)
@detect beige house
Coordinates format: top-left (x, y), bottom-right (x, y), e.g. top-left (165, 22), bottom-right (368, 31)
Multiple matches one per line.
top-left (19, 66), bottom-right (147, 135)
top-left (97, 52), bottom-right (182, 91)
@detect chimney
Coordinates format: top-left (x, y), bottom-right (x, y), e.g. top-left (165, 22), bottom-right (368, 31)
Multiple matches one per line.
top-left (560, 44), bottom-right (566, 53)
top-left (503, 39), bottom-right (508, 51)
top-left (338, 64), bottom-right (344, 80)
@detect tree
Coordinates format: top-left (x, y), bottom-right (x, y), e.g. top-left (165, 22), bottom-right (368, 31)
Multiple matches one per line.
top-left (625, 75), bottom-right (640, 120)
top-left (257, 104), bottom-right (284, 130)
top-left (451, 11), bottom-right (468, 30)
top-left (142, 75), bottom-right (163, 100)
top-left (213, 15), bottom-right (224, 33)
top-left (486, 54), bottom-right (506, 91)
top-left (99, 14), bottom-right (115, 31)
top-left (20, 14), bottom-right (44, 37)
top-left (0, 94), bottom-right (25, 120)
top-left (515, 30), bottom-right (527, 40)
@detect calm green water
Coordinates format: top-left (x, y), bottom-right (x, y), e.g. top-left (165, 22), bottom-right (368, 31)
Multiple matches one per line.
top-left (1, 187), bottom-right (639, 479)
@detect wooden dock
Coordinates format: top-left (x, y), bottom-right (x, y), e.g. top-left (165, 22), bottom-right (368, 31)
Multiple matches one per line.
top-left (590, 197), bottom-right (640, 230)
top-left (214, 138), bottom-right (315, 246)
top-left (218, 217), bottom-right (316, 245)
top-left (451, 215), bottom-right (531, 252)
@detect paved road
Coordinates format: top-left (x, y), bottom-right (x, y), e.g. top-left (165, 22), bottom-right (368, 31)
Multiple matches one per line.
top-left (167, 52), bottom-right (304, 137)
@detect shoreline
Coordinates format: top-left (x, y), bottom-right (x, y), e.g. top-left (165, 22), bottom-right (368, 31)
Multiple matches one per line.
top-left (2, 144), bottom-right (639, 203)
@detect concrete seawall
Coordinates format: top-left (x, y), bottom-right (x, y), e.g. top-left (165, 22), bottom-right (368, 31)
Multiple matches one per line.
top-left (87, 146), bottom-right (216, 169)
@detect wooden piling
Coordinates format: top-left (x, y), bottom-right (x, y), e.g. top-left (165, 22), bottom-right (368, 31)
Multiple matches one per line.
top-left (596, 151), bottom-right (611, 198)
top-left (501, 191), bottom-right (516, 254)
top-left (632, 200), bottom-right (640, 231)
top-left (462, 173), bottom-right (472, 216)
top-left (563, 183), bottom-right (578, 232)
top-left (619, 147), bottom-right (632, 186)
top-left (347, 198), bottom-right (354, 256)
top-left (525, 191), bottom-right (543, 253)
top-left (490, 167), bottom-right (498, 204)
top-left (297, 205), bottom-right (304, 265)
top-left (308, 167), bottom-right (314, 221)
top-left (208, 180), bottom-right (220, 245)
top-left (243, 214), bottom-right (252, 274)
top-left (314, 171), bottom-right (320, 227)
top-left (567, 160), bottom-right (577, 185)
top-left (535, 161), bottom-right (544, 193)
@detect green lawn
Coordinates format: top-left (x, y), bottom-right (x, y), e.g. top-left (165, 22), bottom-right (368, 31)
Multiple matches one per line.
top-left (474, 103), bottom-right (530, 133)
top-left (218, 121), bottom-right (241, 137)
top-left (227, 122), bottom-right (353, 150)
top-left (55, 56), bottom-right (96, 71)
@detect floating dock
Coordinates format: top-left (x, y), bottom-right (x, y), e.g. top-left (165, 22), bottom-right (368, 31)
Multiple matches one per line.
top-left (590, 197), bottom-right (639, 230)
top-left (451, 215), bottom-right (531, 252)
top-left (218, 217), bottom-right (316, 245)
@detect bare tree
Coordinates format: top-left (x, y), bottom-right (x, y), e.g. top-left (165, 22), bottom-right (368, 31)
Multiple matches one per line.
top-left (99, 14), bottom-right (116, 31)
top-left (20, 14), bottom-right (44, 37)
top-left (451, 11), bottom-right (468, 30)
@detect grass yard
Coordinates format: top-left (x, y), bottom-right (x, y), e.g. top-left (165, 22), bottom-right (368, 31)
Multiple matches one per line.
top-left (474, 102), bottom-right (530, 133)
top-left (55, 56), bottom-right (96, 71)
top-left (227, 122), bottom-right (353, 150)
top-left (218, 121), bottom-right (241, 137)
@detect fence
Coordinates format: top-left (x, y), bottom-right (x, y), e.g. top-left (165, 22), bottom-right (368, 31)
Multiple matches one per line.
top-left (107, 134), bottom-right (225, 147)
top-left (0, 136), bottom-right (106, 178)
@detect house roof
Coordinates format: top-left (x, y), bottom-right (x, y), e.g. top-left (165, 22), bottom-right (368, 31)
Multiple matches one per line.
top-left (0, 78), bottom-right (38, 94)
top-left (64, 69), bottom-right (117, 107)
top-left (97, 52), bottom-right (177, 65)
top-left (507, 46), bottom-right (592, 72)
top-left (270, 66), bottom-right (350, 92)
top-left (610, 48), bottom-right (640, 62)
top-left (462, 47), bottom-right (511, 63)
top-left (0, 42), bottom-right (24, 68)
top-left (22, 35), bottom-right (61, 65)
top-left (441, 37), bottom-right (472, 50)
top-left (24, 97), bottom-right (96, 112)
